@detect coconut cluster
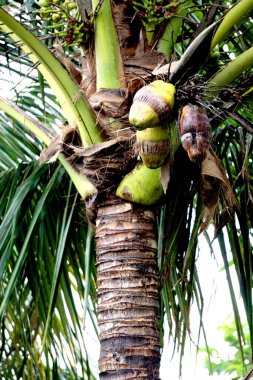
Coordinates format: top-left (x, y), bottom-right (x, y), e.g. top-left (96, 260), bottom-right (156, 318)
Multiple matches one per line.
top-left (129, 80), bottom-right (212, 167)
top-left (117, 80), bottom-right (214, 206)
top-left (36, 0), bottom-right (92, 46)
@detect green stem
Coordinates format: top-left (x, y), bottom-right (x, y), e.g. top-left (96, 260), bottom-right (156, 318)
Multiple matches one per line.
top-left (0, 97), bottom-right (97, 201)
top-left (142, 21), bottom-right (156, 45)
top-left (58, 156), bottom-right (97, 202)
top-left (0, 8), bottom-right (102, 146)
top-left (92, 0), bottom-right (125, 90)
top-left (158, 1), bottom-right (191, 60)
top-left (83, 225), bottom-right (93, 322)
top-left (206, 46), bottom-right (253, 98)
top-left (211, 0), bottom-right (253, 49)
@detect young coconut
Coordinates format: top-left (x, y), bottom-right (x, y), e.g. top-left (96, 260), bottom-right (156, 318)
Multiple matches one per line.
top-left (116, 163), bottom-right (163, 205)
top-left (136, 126), bottom-right (170, 169)
top-left (178, 104), bottom-right (212, 162)
top-left (129, 80), bottom-right (176, 130)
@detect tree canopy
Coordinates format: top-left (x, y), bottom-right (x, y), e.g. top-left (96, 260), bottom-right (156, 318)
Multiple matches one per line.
top-left (0, 0), bottom-right (253, 378)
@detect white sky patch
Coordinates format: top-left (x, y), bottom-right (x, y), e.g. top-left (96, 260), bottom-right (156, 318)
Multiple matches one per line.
top-left (0, 59), bottom-right (36, 99)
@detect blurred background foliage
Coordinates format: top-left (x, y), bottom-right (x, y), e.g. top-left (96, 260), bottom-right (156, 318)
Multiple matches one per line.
top-left (203, 320), bottom-right (251, 380)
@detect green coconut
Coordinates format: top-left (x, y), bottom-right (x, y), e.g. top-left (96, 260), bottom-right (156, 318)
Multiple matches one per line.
top-left (116, 163), bottom-right (163, 205)
top-left (38, 0), bottom-right (50, 6)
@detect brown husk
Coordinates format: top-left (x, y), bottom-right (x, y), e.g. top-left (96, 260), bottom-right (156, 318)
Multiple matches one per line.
top-left (40, 127), bottom-right (137, 194)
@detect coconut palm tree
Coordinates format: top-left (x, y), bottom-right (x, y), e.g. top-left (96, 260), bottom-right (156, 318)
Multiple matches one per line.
top-left (0, 0), bottom-right (253, 379)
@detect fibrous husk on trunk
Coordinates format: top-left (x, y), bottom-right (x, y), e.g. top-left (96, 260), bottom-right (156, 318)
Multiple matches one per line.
top-left (39, 126), bottom-right (80, 165)
top-left (95, 195), bottom-right (161, 380)
top-left (39, 126), bottom-right (137, 197)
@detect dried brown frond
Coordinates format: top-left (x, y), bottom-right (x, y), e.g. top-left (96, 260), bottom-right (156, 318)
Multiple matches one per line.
top-left (39, 126), bottom-right (80, 165)
top-left (53, 44), bottom-right (82, 85)
top-left (89, 88), bottom-right (128, 119)
top-left (200, 149), bottom-right (238, 234)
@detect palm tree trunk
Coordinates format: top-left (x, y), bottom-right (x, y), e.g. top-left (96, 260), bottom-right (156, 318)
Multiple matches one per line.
top-left (95, 195), bottom-right (161, 380)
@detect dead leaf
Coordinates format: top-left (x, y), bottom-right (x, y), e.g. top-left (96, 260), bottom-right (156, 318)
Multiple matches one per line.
top-left (199, 149), bottom-right (238, 233)
top-left (53, 44), bottom-right (82, 85)
top-left (199, 175), bottom-right (220, 233)
top-left (201, 149), bottom-right (226, 179)
top-left (73, 136), bottom-right (131, 157)
top-left (39, 135), bottom-right (63, 165)
top-left (160, 160), bottom-right (171, 194)
top-left (89, 88), bottom-right (128, 118)
top-left (160, 145), bottom-right (173, 194)
top-left (39, 126), bottom-right (79, 165)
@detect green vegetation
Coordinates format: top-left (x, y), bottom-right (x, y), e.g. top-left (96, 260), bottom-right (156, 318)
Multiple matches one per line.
top-left (204, 321), bottom-right (251, 380)
top-left (0, 0), bottom-right (252, 378)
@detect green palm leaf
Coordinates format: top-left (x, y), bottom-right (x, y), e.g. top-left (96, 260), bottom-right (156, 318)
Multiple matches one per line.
top-left (0, 0), bottom-right (253, 378)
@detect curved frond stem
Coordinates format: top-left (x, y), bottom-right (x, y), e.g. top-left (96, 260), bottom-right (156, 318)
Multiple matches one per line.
top-left (157, 1), bottom-right (191, 60)
top-left (206, 45), bottom-right (253, 98)
top-left (83, 224), bottom-right (93, 323)
top-left (0, 8), bottom-right (103, 146)
top-left (211, 0), bottom-right (253, 49)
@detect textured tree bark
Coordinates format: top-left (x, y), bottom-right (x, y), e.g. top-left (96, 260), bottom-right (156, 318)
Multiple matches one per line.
top-left (95, 195), bottom-right (161, 380)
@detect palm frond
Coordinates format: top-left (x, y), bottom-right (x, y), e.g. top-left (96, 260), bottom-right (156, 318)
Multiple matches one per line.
top-left (0, 0), bottom-right (253, 378)
top-left (0, 81), bottom-right (98, 379)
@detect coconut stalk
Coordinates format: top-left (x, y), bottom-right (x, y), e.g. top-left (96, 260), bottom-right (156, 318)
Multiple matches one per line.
top-left (92, 0), bottom-right (125, 89)
top-left (92, 1), bottom-right (162, 378)
top-left (211, 0), bottom-right (253, 49)
top-left (206, 46), bottom-right (253, 98)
